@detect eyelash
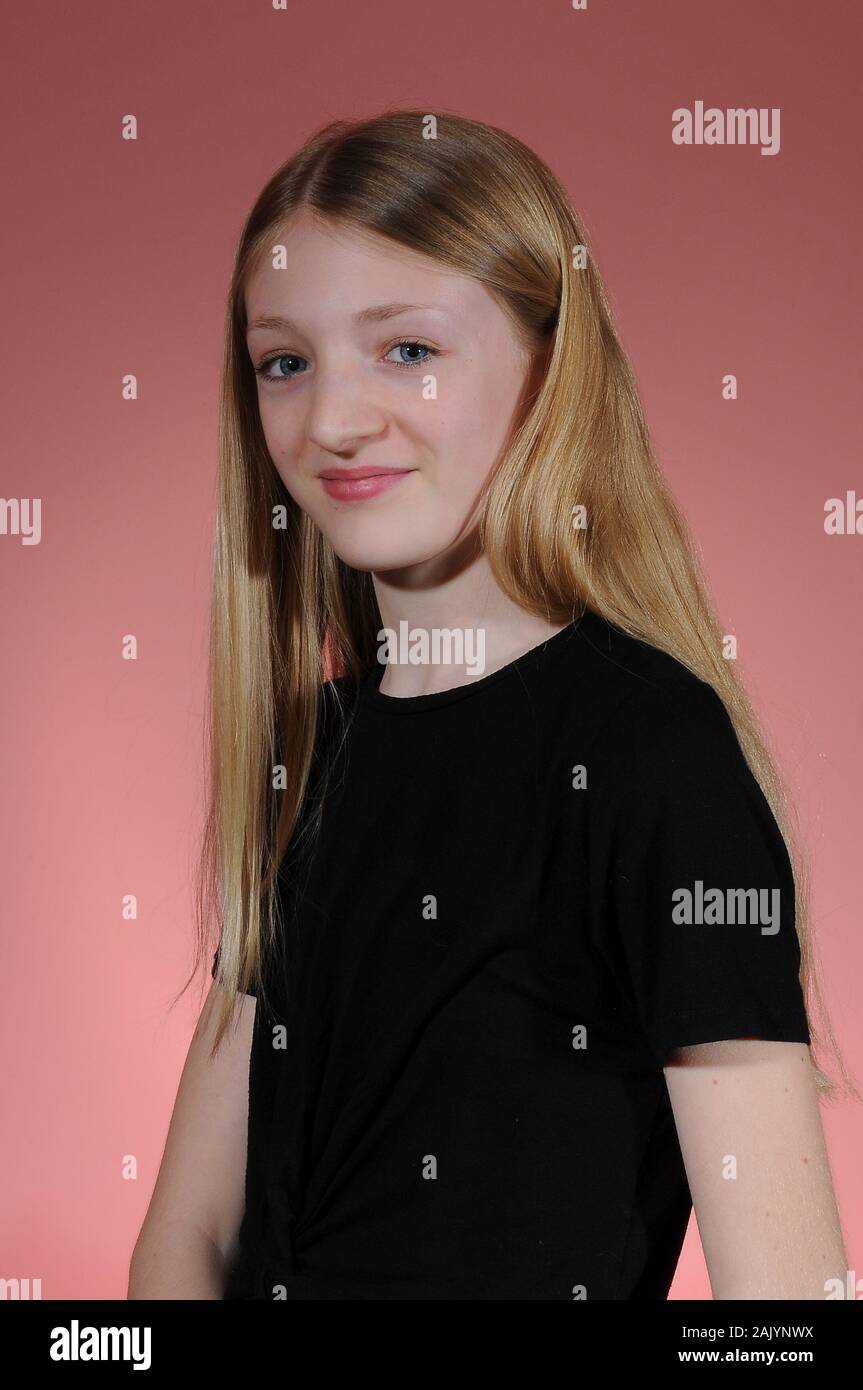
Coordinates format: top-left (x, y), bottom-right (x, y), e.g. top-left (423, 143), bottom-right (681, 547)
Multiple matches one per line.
top-left (253, 340), bottom-right (440, 385)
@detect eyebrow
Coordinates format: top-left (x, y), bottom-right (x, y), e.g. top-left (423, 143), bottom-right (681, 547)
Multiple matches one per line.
top-left (246, 303), bottom-right (445, 335)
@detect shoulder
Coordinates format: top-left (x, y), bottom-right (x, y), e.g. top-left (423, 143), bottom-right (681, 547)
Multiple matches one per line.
top-left (322, 672), bottom-right (354, 699)
top-left (318, 672), bottom-right (362, 752)
top-left (563, 610), bottom-right (738, 761)
top-left (321, 672), bottom-right (358, 721)
top-left (567, 620), bottom-right (773, 844)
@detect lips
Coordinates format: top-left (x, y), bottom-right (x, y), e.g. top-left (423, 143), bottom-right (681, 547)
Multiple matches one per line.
top-left (318, 468), bottom-right (412, 481)
top-left (319, 469), bottom-right (416, 502)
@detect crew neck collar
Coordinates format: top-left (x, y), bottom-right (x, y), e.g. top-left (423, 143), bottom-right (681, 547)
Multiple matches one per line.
top-left (358, 608), bottom-right (606, 714)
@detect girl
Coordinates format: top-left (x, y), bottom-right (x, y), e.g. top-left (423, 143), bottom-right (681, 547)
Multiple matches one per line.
top-left (129, 109), bottom-right (850, 1301)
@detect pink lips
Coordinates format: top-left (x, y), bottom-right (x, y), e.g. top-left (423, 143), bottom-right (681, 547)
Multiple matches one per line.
top-left (319, 470), bottom-right (415, 502)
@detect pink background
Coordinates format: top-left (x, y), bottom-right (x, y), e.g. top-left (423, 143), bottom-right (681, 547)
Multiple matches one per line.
top-left (1, 0), bottom-right (860, 1299)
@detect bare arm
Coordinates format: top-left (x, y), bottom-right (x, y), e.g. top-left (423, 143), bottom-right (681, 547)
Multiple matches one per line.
top-left (127, 983), bottom-right (256, 1299)
top-left (664, 1038), bottom-right (848, 1299)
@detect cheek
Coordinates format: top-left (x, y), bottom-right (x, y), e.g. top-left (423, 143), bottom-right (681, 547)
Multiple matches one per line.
top-left (258, 400), bottom-right (302, 472)
top-left (435, 390), bottom-right (516, 492)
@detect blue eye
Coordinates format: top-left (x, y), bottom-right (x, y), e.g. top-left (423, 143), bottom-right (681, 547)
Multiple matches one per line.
top-left (255, 353), bottom-right (307, 384)
top-left (384, 341), bottom-right (438, 369)
top-left (253, 341), bottom-right (439, 385)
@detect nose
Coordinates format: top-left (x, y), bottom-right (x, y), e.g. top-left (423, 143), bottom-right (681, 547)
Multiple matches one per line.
top-left (303, 359), bottom-right (388, 456)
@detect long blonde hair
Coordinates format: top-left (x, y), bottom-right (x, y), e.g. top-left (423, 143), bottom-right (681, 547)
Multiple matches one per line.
top-left (182, 107), bottom-right (852, 1100)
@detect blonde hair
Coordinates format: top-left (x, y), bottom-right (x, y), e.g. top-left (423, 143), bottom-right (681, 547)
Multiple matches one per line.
top-left (180, 107), bottom-right (853, 1100)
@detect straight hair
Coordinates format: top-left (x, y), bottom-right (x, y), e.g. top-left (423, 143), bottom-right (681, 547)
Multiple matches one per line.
top-left (178, 107), bottom-right (852, 1101)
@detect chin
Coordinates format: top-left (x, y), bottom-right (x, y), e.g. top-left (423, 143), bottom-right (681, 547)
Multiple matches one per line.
top-left (323, 528), bottom-right (444, 574)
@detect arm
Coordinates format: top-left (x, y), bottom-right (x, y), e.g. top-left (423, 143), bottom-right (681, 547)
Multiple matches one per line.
top-left (664, 1038), bottom-right (848, 1299)
top-left (127, 983), bottom-right (256, 1299)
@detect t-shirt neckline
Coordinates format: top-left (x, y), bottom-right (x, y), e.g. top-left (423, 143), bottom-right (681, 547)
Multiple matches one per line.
top-left (358, 608), bottom-right (604, 714)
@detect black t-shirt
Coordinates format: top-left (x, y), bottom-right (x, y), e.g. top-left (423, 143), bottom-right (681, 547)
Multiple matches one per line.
top-left (212, 608), bottom-right (810, 1300)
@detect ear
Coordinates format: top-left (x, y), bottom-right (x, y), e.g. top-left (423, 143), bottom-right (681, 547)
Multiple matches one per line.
top-left (524, 334), bottom-right (553, 403)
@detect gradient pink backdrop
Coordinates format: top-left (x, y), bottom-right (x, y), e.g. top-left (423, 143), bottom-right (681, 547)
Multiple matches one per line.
top-left (1, 0), bottom-right (860, 1300)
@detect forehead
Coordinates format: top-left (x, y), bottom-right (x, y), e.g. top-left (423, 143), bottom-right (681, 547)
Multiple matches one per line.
top-left (243, 212), bottom-right (489, 328)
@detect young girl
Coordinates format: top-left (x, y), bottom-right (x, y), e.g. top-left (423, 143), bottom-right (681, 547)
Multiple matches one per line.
top-left (128, 109), bottom-right (850, 1301)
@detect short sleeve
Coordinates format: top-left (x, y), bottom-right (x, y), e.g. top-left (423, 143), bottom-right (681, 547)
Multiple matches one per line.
top-left (586, 677), bottom-right (811, 1066)
top-left (210, 944), bottom-right (258, 998)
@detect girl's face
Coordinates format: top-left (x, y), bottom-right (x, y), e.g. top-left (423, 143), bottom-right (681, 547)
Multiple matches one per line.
top-left (243, 210), bottom-right (544, 573)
